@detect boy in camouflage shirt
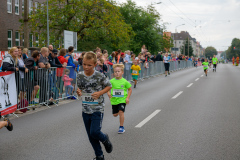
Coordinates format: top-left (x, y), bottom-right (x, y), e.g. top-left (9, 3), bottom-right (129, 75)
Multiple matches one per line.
top-left (77, 52), bottom-right (112, 160)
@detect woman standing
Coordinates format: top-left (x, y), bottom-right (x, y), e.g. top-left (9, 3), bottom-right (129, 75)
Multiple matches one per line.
top-left (163, 53), bottom-right (171, 77)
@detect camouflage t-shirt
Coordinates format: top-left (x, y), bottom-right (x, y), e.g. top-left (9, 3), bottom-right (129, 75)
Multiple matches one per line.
top-left (77, 70), bottom-right (112, 114)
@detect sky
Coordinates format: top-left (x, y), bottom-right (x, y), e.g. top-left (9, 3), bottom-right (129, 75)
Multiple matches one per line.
top-left (116, 0), bottom-right (240, 51)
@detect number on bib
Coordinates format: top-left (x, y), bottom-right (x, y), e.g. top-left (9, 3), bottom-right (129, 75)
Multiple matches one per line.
top-left (132, 70), bottom-right (138, 74)
top-left (82, 93), bottom-right (98, 105)
top-left (112, 89), bottom-right (124, 97)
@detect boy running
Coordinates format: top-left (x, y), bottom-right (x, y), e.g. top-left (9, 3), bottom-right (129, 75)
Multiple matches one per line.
top-left (0, 117), bottom-right (13, 131)
top-left (107, 64), bottom-right (132, 134)
top-left (212, 55), bottom-right (218, 72)
top-left (76, 52), bottom-right (112, 160)
top-left (131, 60), bottom-right (141, 88)
top-left (202, 58), bottom-right (209, 77)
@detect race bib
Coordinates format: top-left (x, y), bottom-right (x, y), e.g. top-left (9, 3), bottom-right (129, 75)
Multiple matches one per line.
top-left (82, 93), bottom-right (98, 105)
top-left (204, 65), bottom-right (208, 68)
top-left (214, 61), bottom-right (216, 63)
top-left (132, 70), bottom-right (138, 74)
top-left (112, 89), bottom-right (124, 97)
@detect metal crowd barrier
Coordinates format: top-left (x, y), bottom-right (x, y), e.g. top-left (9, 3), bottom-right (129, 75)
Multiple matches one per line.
top-left (14, 66), bottom-right (78, 116)
top-left (97, 60), bottom-right (194, 81)
top-left (9, 60), bottom-right (193, 116)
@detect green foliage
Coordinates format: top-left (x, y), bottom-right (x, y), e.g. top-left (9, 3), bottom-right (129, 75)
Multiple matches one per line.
top-left (205, 46), bottom-right (217, 58)
top-left (180, 38), bottom-right (193, 56)
top-left (226, 38), bottom-right (240, 59)
top-left (119, 0), bottom-right (164, 54)
top-left (21, 0), bottom-right (133, 51)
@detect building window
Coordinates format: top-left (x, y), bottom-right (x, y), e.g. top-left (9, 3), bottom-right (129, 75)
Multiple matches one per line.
top-left (36, 34), bottom-right (39, 47)
top-left (22, 0), bottom-right (24, 12)
top-left (15, 0), bottom-right (19, 15)
top-left (29, 33), bottom-right (33, 47)
top-left (7, 0), bottom-right (12, 13)
top-left (15, 31), bottom-right (20, 46)
top-left (8, 30), bottom-right (12, 49)
top-left (29, 0), bottom-right (33, 14)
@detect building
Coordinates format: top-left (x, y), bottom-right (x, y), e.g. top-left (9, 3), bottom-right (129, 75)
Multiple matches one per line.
top-left (0, 0), bottom-right (46, 51)
top-left (171, 31), bottom-right (199, 56)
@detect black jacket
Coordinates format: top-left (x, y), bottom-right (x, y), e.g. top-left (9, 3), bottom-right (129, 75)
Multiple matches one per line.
top-left (48, 53), bottom-right (62, 68)
top-left (2, 54), bottom-right (16, 71)
top-left (155, 54), bottom-right (163, 61)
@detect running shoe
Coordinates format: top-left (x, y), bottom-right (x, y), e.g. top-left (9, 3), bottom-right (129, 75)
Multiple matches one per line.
top-left (118, 126), bottom-right (125, 134)
top-left (134, 85), bottom-right (136, 88)
top-left (93, 155), bottom-right (105, 160)
top-left (102, 134), bottom-right (113, 153)
top-left (168, 72), bottom-right (170, 75)
top-left (165, 75), bottom-right (167, 77)
top-left (71, 96), bottom-right (77, 100)
top-left (4, 118), bottom-right (13, 131)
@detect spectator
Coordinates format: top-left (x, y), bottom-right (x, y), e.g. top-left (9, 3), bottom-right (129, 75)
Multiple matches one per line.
top-left (115, 49), bottom-right (121, 64)
top-left (25, 50), bottom-right (40, 106)
top-left (48, 49), bottom-right (67, 68)
top-left (48, 45), bottom-right (53, 53)
top-left (57, 49), bottom-right (68, 98)
top-left (141, 45), bottom-right (147, 54)
top-left (22, 48), bottom-right (29, 60)
top-left (38, 47), bottom-right (50, 104)
top-left (124, 50), bottom-right (132, 81)
top-left (16, 47), bottom-right (29, 113)
top-left (63, 69), bottom-right (74, 98)
top-left (78, 52), bottom-right (85, 66)
top-left (155, 52), bottom-right (163, 61)
top-left (96, 58), bottom-right (108, 77)
top-left (109, 52), bottom-right (116, 64)
top-left (119, 52), bottom-right (125, 64)
top-left (64, 46), bottom-right (77, 99)
top-left (2, 47), bottom-right (19, 72)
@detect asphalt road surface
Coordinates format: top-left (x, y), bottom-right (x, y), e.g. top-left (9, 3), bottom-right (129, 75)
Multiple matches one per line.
top-left (1, 63), bottom-right (240, 160)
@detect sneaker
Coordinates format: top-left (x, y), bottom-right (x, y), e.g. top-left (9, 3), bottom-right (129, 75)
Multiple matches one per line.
top-left (168, 72), bottom-right (170, 75)
top-left (165, 75), bottom-right (167, 77)
top-left (71, 96), bottom-right (77, 100)
top-left (134, 85), bottom-right (136, 88)
top-left (102, 134), bottom-right (113, 153)
top-left (118, 126), bottom-right (125, 134)
top-left (93, 155), bottom-right (105, 160)
top-left (4, 118), bottom-right (13, 131)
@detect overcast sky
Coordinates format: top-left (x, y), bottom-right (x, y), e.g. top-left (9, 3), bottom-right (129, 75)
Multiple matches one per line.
top-left (116, 0), bottom-right (240, 51)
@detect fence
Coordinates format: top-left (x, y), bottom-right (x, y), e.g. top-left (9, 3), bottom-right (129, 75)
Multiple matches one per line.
top-left (2, 60), bottom-right (193, 117)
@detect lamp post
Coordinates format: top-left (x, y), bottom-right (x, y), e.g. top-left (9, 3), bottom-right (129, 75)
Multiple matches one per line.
top-left (174, 24), bottom-right (185, 55)
top-left (47, 0), bottom-right (49, 46)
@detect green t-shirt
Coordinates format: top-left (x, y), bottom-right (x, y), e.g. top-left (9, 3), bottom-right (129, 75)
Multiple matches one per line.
top-left (212, 57), bottom-right (218, 64)
top-left (110, 78), bottom-right (132, 105)
top-left (202, 62), bottom-right (209, 69)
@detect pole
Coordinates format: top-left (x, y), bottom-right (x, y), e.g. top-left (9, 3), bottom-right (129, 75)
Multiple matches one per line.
top-left (24, 0), bottom-right (29, 48)
top-left (188, 36), bottom-right (189, 57)
top-left (47, 0), bottom-right (49, 46)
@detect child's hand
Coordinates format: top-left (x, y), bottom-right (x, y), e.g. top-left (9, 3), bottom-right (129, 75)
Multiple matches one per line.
top-left (126, 98), bottom-right (130, 104)
top-left (91, 92), bottom-right (101, 100)
top-left (77, 88), bottom-right (82, 96)
top-left (107, 94), bottom-right (112, 99)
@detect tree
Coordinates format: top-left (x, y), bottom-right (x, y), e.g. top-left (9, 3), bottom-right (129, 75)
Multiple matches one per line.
top-left (119, 0), bottom-right (163, 54)
top-left (205, 46), bottom-right (217, 58)
top-left (162, 33), bottom-right (174, 53)
top-left (21, 0), bottom-right (133, 51)
top-left (181, 38), bottom-right (193, 57)
top-left (226, 38), bottom-right (240, 59)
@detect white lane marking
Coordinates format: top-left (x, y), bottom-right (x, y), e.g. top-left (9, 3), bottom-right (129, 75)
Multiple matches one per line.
top-left (135, 110), bottom-right (161, 128)
top-left (172, 91), bottom-right (183, 99)
top-left (195, 78), bottom-right (199, 81)
top-left (201, 75), bottom-right (203, 77)
top-left (187, 83), bottom-right (193, 88)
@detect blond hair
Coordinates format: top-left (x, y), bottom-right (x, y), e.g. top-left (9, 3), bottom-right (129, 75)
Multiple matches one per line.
top-left (83, 52), bottom-right (97, 64)
top-left (113, 64), bottom-right (124, 71)
top-left (22, 48), bottom-right (28, 54)
top-left (9, 47), bottom-right (18, 65)
top-left (41, 47), bottom-right (48, 53)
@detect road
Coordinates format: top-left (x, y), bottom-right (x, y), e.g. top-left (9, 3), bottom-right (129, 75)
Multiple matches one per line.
top-left (1, 63), bottom-right (240, 160)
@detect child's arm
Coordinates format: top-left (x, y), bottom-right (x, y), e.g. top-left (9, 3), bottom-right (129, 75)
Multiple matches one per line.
top-left (126, 87), bottom-right (132, 104)
top-left (77, 88), bottom-right (82, 96)
top-left (107, 91), bottom-right (112, 99)
top-left (92, 86), bottom-right (112, 100)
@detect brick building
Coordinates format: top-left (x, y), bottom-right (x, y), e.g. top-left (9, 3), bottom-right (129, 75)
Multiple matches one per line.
top-left (0, 0), bottom-right (46, 51)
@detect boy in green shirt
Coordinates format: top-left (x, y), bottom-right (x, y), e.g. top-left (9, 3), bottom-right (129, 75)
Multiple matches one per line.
top-left (202, 58), bottom-right (209, 77)
top-left (212, 55), bottom-right (218, 72)
top-left (107, 64), bottom-right (132, 134)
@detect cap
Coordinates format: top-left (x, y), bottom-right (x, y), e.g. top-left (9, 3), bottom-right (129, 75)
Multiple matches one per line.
top-left (52, 49), bottom-right (58, 54)
top-left (121, 52), bottom-right (124, 56)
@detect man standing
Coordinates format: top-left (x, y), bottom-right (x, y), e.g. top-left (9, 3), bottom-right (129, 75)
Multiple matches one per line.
top-left (124, 50), bottom-right (132, 81)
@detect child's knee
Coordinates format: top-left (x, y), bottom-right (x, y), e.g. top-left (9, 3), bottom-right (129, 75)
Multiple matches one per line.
top-left (113, 114), bottom-right (118, 117)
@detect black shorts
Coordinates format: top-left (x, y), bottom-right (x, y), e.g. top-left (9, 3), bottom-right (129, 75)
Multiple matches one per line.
top-left (112, 103), bottom-right (126, 114)
top-left (204, 69), bottom-right (207, 72)
top-left (164, 63), bottom-right (169, 71)
top-left (213, 64), bottom-right (217, 68)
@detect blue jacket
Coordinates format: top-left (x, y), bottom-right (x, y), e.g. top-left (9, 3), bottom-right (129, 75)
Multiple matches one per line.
top-left (64, 53), bottom-right (76, 68)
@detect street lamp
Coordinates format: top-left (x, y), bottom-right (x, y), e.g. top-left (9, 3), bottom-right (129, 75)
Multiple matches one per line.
top-left (174, 24), bottom-right (185, 55)
top-left (47, 0), bottom-right (49, 46)
top-left (151, 2), bottom-right (162, 5)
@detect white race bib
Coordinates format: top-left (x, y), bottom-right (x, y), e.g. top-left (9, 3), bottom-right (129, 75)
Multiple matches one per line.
top-left (112, 89), bottom-right (124, 97)
top-left (132, 70), bottom-right (138, 74)
top-left (214, 61), bottom-right (216, 63)
top-left (204, 65), bottom-right (208, 68)
top-left (82, 93), bottom-right (98, 105)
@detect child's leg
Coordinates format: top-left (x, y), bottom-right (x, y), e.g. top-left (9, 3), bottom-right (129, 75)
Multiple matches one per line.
top-left (65, 85), bottom-right (69, 95)
top-left (118, 110), bottom-right (124, 126)
top-left (134, 79), bottom-right (137, 85)
top-left (82, 112), bottom-right (106, 157)
top-left (69, 85), bottom-right (74, 95)
top-left (0, 121), bottom-right (7, 129)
